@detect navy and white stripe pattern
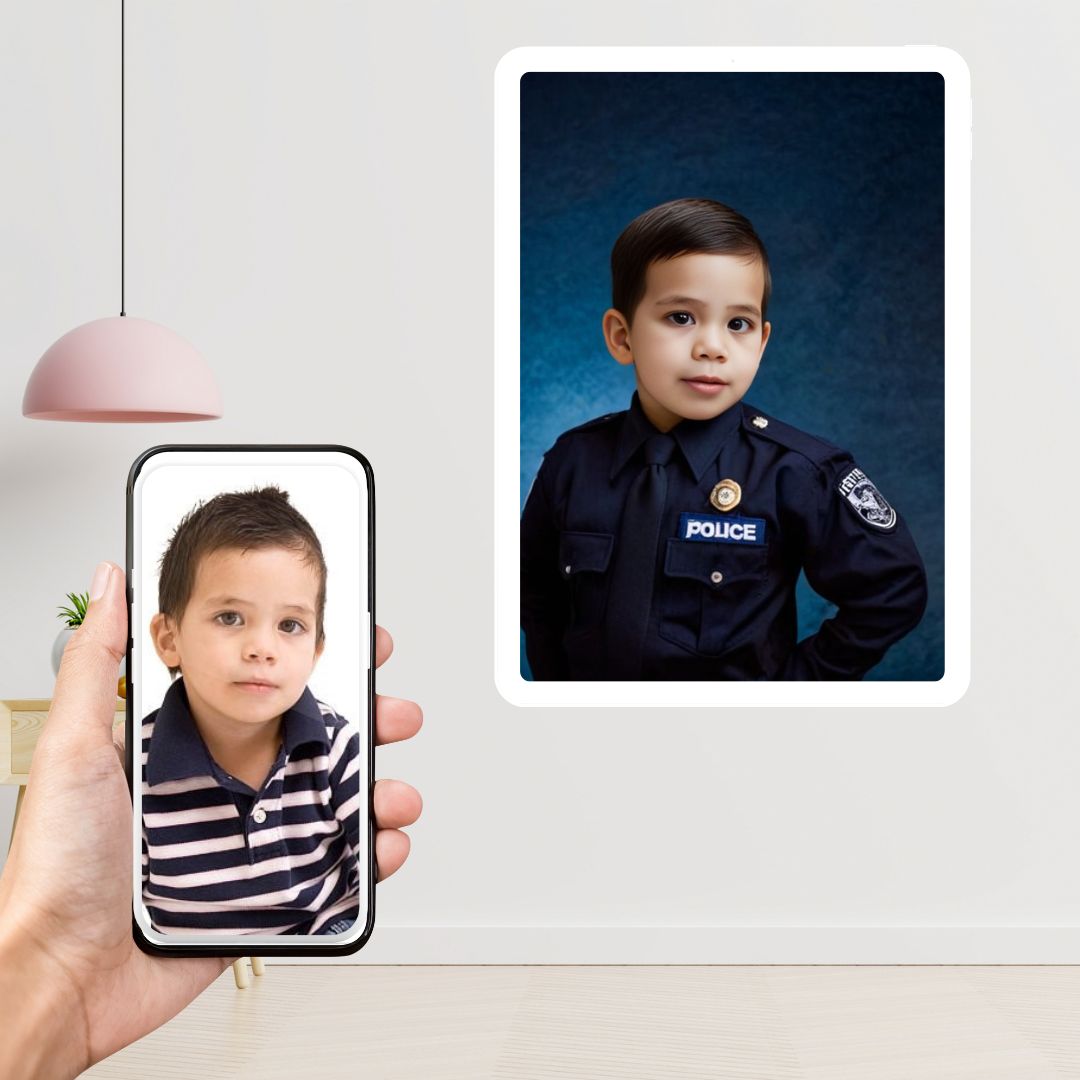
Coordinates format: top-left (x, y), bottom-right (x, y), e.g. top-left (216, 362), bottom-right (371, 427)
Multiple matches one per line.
top-left (141, 678), bottom-right (361, 936)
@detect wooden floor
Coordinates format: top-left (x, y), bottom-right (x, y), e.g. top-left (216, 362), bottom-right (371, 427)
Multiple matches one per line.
top-left (85, 966), bottom-right (1080, 1079)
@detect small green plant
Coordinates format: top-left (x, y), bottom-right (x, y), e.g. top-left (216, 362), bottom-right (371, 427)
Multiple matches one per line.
top-left (57, 591), bottom-right (90, 627)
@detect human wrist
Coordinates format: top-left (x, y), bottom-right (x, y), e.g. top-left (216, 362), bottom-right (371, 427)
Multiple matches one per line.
top-left (0, 920), bottom-right (88, 1080)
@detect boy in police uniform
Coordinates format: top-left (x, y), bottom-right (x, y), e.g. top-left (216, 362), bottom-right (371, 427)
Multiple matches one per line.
top-left (521, 198), bottom-right (928, 680)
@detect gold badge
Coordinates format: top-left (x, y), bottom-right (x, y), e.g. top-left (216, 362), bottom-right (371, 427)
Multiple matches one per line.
top-left (709, 479), bottom-right (742, 512)
top-left (752, 415), bottom-right (769, 429)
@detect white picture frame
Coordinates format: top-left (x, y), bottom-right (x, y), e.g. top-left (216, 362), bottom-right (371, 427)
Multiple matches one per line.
top-left (494, 46), bottom-right (971, 708)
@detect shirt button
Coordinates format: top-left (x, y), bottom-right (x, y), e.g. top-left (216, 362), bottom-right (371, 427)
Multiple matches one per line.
top-left (252, 806), bottom-right (267, 824)
top-left (710, 571), bottom-right (724, 584)
top-left (564, 564), bottom-right (572, 574)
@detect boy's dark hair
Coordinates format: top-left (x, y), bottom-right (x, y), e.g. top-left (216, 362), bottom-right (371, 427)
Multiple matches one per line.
top-left (611, 198), bottom-right (772, 324)
top-left (157, 485), bottom-right (326, 676)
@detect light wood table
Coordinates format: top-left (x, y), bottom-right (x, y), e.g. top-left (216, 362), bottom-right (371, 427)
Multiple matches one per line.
top-left (0, 698), bottom-right (126, 851)
top-left (1, 697), bottom-right (263, 989)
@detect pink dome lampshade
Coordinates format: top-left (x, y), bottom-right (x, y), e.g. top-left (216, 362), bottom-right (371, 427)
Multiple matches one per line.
top-left (23, 315), bottom-right (222, 422)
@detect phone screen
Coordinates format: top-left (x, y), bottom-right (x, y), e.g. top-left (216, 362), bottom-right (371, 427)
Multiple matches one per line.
top-left (126, 446), bottom-right (374, 954)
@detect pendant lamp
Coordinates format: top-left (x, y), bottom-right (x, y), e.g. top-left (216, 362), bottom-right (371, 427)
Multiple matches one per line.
top-left (22, 1), bottom-right (222, 423)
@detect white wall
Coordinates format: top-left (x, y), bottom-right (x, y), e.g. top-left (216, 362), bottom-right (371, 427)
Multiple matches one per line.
top-left (1, 0), bottom-right (1077, 963)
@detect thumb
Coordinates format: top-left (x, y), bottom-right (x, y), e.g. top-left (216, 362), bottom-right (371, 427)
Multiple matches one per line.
top-left (50, 561), bottom-right (128, 741)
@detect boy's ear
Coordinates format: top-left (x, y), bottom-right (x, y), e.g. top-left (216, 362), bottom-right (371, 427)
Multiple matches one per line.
top-left (602, 308), bottom-right (635, 367)
top-left (149, 612), bottom-right (181, 670)
top-left (759, 320), bottom-right (772, 358)
top-left (312, 636), bottom-right (325, 667)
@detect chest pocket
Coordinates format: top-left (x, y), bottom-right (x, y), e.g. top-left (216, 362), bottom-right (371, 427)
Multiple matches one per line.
top-left (658, 537), bottom-right (769, 656)
top-left (558, 531), bottom-right (614, 631)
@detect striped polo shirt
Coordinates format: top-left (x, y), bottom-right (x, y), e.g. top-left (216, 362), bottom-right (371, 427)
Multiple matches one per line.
top-left (141, 677), bottom-right (361, 936)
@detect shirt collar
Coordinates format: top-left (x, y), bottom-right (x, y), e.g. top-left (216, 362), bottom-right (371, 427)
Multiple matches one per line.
top-left (610, 392), bottom-right (746, 483)
top-left (145, 677), bottom-right (331, 786)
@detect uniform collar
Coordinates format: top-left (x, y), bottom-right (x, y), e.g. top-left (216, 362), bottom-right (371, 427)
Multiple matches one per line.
top-left (610, 393), bottom-right (746, 483)
top-left (145, 677), bottom-right (331, 785)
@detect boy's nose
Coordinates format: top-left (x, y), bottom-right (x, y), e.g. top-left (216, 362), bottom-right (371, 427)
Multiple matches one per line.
top-left (694, 344), bottom-right (727, 362)
top-left (243, 633), bottom-right (276, 662)
top-left (693, 328), bottom-right (727, 360)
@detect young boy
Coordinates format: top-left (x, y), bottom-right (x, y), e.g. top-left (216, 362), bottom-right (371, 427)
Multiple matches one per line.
top-left (141, 486), bottom-right (361, 935)
top-left (521, 198), bottom-right (928, 681)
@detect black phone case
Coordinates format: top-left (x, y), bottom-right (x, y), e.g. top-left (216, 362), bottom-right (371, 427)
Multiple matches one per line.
top-left (126, 444), bottom-right (376, 957)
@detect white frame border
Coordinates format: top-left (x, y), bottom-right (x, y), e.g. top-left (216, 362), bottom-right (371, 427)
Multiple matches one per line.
top-left (495, 46), bottom-right (971, 708)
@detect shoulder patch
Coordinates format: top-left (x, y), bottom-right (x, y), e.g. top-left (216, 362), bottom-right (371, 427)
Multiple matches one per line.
top-left (838, 467), bottom-right (896, 530)
top-left (739, 404), bottom-right (843, 468)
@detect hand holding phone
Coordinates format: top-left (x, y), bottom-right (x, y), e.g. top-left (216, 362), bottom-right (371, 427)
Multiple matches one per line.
top-left (0, 557), bottom-right (421, 1073)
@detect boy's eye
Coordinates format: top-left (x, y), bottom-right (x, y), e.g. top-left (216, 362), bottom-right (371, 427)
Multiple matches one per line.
top-left (665, 311), bottom-right (695, 327)
top-left (729, 317), bottom-right (754, 333)
top-left (215, 611), bottom-right (243, 627)
top-left (280, 618), bottom-right (307, 635)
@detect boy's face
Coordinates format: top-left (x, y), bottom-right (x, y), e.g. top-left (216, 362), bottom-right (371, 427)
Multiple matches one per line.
top-left (603, 252), bottom-right (772, 432)
top-left (150, 546), bottom-right (324, 731)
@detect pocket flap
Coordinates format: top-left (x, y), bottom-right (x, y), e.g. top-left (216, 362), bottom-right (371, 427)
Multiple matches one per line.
top-left (664, 537), bottom-right (766, 590)
top-left (558, 531), bottom-right (614, 577)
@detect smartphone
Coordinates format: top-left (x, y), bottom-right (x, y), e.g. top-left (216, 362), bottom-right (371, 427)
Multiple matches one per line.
top-left (126, 445), bottom-right (375, 956)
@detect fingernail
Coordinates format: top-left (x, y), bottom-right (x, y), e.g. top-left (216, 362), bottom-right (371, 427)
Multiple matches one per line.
top-left (89, 562), bottom-right (112, 602)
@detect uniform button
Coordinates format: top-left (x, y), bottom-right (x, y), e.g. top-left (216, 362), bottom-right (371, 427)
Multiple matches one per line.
top-left (564, 564), bottom-right (572, 574)
top-left (710, 571), bottom-right (724, 584)
top-left (252, 806), bottom-right (267, 824)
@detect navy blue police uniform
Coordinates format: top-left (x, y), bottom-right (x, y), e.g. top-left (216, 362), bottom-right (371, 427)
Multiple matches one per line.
top-left (521, 393), bottom-right (928, 680)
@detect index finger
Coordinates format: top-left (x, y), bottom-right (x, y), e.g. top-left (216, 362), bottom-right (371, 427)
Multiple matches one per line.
top-left (371, 626), bottom-right (421, 745)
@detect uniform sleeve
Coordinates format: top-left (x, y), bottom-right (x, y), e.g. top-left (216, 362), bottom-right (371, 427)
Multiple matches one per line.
top-left (520, 453), bottom-right (571, 680)
top-left (781, 457), bottom-right (928, 680)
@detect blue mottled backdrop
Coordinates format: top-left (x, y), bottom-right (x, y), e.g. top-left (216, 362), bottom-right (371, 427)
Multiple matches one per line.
top-left (520, 72), bottom-right (945, 681)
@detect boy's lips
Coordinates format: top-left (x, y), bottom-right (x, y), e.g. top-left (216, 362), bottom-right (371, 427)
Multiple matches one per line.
top-left (234, 679), bottom-right (278, 693)
top-left (682, 376), bottom-right (730, 396)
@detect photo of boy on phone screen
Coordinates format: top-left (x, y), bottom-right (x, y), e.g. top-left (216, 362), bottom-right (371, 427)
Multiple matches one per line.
top-left (140, 486), bottom-right (360, 935)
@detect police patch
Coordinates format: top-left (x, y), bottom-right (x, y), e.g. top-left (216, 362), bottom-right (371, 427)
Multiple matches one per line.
top-left (838, 467), bottom-right (896, 529)
top-left (679, 513), bottom-right (766, 545)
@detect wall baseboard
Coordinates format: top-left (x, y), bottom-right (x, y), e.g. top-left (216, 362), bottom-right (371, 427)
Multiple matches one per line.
top-left (269, 926), bottom-right (1080, 965)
